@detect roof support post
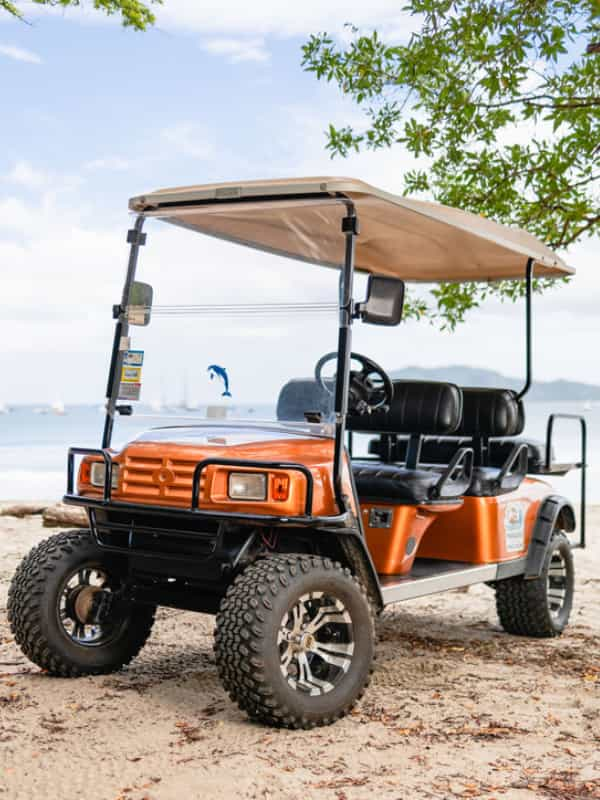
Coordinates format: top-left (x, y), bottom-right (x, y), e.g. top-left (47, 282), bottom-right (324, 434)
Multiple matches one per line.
top-left (102, 215), bottom-right (146, 449)
top-left (332, 202), bottom-right (359, 513)
top-left (517, 258), bottom-right (534, 401)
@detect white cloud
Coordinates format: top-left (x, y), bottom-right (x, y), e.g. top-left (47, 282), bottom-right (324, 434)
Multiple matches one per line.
top-left (155, 1), bottom-right (416, 39)
top-left (160, 123), bottom-right (215, 160)
top-left (0, 196), bottom-right (31, 233)
top-left (4, 160), bottom-right (49, 189)
top-left (1, 0), bottom-right (419, 41)
top-left (84, 156), bottom-right (133, 171)
top-left (200, 36), bottom-right (269, 63)
top-left (0, 43), bottom-right (42, 64)
top-left (2, 161), bottom-right (84, 214)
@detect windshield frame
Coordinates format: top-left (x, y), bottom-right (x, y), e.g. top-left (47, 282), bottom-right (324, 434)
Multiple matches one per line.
top-left (101, 196), bottom-right (360, 513)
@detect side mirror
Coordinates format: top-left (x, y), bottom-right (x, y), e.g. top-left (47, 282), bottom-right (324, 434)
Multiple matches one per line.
top-left (127, 281), bottom-right (153, 326)
top-left (357, 276), bottom-right (405, 326)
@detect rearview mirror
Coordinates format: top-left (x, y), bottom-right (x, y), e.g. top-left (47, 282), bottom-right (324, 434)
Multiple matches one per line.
top-left (127, 281), bottom-right (153, 326)
top-left (358, 276), bottom-right (405, 326)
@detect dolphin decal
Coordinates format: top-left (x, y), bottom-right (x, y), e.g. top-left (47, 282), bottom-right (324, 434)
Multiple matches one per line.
top-left (207, 364), bottom-right (232, 397)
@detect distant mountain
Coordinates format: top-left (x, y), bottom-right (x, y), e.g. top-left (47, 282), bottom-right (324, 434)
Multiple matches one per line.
top-left (390, 365), bottom-right (600, 402)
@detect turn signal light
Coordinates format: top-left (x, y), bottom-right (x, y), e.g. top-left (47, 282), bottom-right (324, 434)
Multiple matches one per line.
top-left (79, 461), bottom-right (91, 485)
top-left (272, 475), bottom-right (290, 501)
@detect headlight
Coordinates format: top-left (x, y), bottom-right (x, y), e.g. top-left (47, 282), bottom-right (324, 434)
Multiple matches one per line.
top-left (228, 472), bottom-right (267, 501)
top-left (90, 462), bottom-right (120, 490)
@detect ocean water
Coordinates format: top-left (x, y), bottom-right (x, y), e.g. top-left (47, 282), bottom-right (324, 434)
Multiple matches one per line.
top-left (0, 402), bottom-right (597, 505)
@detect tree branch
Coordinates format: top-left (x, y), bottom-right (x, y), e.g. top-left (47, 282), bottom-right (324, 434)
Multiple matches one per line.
top-left (475, 94), bottom-right (599, 110)
top-left (527, 99), bottom-right (600, 110)
top-left (556, 214), bottom-right (600, 248)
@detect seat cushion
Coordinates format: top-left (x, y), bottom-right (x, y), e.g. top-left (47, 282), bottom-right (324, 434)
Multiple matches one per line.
top-left (488, 438), bottom-right (548, 471)
top-left (352, 461), bottom-right (442, 504)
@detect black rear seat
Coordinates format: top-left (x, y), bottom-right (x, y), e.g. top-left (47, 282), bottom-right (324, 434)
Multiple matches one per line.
top-left (348, 381), bottom-right (473, 503)
top-left (457, 388), bottom-right (528, 495)
top-left (369, 387), bottom-right (531, 497)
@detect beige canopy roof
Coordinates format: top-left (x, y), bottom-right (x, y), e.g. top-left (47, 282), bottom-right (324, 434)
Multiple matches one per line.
top-left (129, 177), bottom-right (573, 282)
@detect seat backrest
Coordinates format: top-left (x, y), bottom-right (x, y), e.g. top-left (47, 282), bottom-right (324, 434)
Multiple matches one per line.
top-left (453, 387), bottom-right (524, 438)
top-left (276, 379), bottom-right (332, 421)
top-left (347, 380), bottom-right (463, 436)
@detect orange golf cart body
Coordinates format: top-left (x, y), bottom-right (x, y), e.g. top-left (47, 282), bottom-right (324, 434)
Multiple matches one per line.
top-left (8, 175), bottom-right (586, 729)
top-left (66, 177), bottom-right (585, 610)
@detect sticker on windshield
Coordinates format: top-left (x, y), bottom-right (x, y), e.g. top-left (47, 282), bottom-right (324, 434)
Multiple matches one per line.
top-left (119, 350), bottom-right (144, 400)
top-left (123, 350), bottom-right (144, 367)
top-left (504, 502), bottom-right (526, 552)
top-left (121, 366), bottom-right (142, 383)
top-left (208, 364), bottom-right (232, 398)
top-left (118, 382), bottom-right (141, 401)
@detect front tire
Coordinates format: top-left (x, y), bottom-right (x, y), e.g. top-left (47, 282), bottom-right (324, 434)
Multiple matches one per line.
top-left (214, 554), bottom-right (375, 729)
top-left (495, 532), bottom-right (574, 637)
top-left (7, 529), bottom-right (155, 676)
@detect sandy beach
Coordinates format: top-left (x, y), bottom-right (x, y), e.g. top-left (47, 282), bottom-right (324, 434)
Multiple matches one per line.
top-left (1, 510), bottom-right (598, 800)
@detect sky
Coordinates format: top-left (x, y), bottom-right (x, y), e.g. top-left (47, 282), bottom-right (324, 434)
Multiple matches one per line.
top-left (0, 0), bottom-right (598, 406)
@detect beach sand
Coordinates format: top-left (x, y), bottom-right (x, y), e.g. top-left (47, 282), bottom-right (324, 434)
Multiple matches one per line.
top-left (0, 511), bottom-right (598, 800)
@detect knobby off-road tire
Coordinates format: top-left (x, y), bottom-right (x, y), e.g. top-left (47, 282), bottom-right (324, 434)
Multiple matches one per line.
top-left (214, 554), bottom-right (376, 729)
top-left (7, 529), bottom-right (155, 676)
top-left (495, 532), bottom-right (574, 637)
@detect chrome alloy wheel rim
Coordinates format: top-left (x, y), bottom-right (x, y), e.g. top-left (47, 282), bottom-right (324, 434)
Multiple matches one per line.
top-left (58, 566), bottom-right (121, 647)
top-left (547, 551), bottom-right (568, 619)
top-left (277, 592), bottom-right (355, 696)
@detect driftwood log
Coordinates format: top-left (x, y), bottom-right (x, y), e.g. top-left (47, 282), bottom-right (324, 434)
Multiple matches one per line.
top-left (0, 502), bottom-right (47, 518)
top-left (42, 503), bottom-right (88, 528)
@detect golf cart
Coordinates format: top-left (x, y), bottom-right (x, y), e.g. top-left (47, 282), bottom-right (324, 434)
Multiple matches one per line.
top-left (8, 177), bottom-right (587, 729)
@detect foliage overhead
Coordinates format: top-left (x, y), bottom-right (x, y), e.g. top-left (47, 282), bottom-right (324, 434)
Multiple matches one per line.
top-left (1, 0), bottom-right (160, 30)
top-left (303, 1), bottom-right (600, 328)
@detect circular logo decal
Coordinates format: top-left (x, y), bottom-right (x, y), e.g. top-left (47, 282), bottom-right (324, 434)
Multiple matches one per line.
top-left (153, 467), bottom-right (176, 486)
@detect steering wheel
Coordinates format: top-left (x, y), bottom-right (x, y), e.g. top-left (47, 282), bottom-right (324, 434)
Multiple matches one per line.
top-left (315, 351), bottom-right (393, 416)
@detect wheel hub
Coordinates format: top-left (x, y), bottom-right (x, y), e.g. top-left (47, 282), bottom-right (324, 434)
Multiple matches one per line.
top-left (72, 586), bottom-right (102, 624)
top-left (58, 566), bottom-right (122, 647)
top-left (547, 550), bottom-right (568, 619)
top-left (297, 632), bottom-right (315, 652)
top-left (277, 592), bottom-right (355, 696)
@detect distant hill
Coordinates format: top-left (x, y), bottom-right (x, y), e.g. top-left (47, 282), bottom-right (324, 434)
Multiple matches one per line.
top-left (390, 365), bottom-right (600, 402)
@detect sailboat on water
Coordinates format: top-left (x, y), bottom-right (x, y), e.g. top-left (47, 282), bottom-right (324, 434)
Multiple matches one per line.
top-left (51, 400), bottom-right (66, 415)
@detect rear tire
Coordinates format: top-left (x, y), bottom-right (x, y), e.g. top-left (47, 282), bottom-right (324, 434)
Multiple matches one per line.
top-left (7, 529), bottom-right (156, 676)
top-left (495, 532), bottom-right (574, 637)
top-left (214, 554), bottom-right (375, 729)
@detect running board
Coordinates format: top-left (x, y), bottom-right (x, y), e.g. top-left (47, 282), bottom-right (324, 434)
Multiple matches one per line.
top-left (380, 558), bottom-right (527, 605)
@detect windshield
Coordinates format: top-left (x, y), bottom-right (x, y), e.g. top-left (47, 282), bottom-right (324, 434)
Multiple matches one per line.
top-left (111, 216), bottom-right (342, 440)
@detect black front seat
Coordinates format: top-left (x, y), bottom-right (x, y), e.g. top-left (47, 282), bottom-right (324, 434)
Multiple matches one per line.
top-left (351, 462), bottom-right (444, 504)
top-left (348, 381), bottom-right (472, 504)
